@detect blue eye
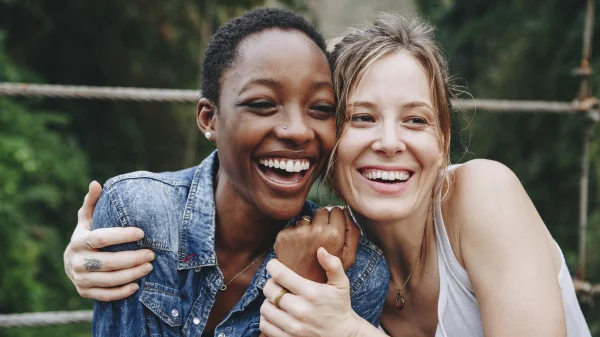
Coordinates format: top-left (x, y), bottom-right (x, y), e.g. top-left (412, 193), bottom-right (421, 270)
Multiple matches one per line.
top-left (405, 117), bottom-right (428, 125)
top-left (351, 114), bottom-right (374, 123)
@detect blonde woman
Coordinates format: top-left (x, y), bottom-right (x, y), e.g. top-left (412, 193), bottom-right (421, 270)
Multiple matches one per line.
top-left (259, 14), bottom-right (591, 337)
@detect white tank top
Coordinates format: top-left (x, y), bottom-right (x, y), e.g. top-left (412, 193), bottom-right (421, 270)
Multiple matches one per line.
top-left (431, 182), bottom-right (591, 337)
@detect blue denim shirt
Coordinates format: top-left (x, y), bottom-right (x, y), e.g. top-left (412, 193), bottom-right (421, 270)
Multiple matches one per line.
top-left (92, 151), bottom-right (389, 337)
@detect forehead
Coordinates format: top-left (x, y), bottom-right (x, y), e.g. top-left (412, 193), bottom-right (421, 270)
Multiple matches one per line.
top-left (351, 50), bottom-right (432, 106)
top-left (221, 29), bottom-right (332, 88)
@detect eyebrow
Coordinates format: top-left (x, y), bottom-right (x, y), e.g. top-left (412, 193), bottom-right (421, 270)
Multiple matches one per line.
top-left (238, 78), bottom-right (282, 93)
top-left (310, 81), bottom-right (334, 91)
top-left (403, 101), bottom-right (435, 112)
top-left (238, 78), bottom-right (332, 94)
top-left (348, 100), bottom-right (434, 112)
top-left (348, 100), bottom-right (378, 109)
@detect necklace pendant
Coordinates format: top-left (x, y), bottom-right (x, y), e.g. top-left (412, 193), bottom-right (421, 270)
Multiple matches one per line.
top-left (220, 284), bottom-right (227, 291)
top-left (395, 291), bottom-right (405, 310)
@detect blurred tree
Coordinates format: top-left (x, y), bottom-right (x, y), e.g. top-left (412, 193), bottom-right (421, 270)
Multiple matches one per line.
top-left (0, 31), bottom-right (90, 336)
top-left (416, 0), bottom-right (599, 333)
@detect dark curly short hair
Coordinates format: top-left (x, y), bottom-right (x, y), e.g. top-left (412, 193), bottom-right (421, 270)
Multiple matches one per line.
top-left (201, 7), bottom-right (329, 107)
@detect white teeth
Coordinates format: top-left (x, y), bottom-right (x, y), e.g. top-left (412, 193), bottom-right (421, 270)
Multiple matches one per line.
top-left (363, 169), bottom-right (410, 182)
top-left (258, 158), bottom-right (311, 172)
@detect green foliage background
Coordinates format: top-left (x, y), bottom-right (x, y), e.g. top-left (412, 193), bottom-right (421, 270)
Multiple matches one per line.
top-left (0, 0), bottom-right (598, 335)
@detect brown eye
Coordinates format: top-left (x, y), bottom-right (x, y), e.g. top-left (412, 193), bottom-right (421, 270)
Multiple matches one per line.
top-left (311, 105), bottom-right (335, 114)
top-left (245, 100), bottom-right (276, 109)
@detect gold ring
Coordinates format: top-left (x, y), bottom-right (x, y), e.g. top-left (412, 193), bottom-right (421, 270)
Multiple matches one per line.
top-left (85, 231), bottom-right (98, 250)
top-left (295, 215), bottom-right (312, 226)
top-left (274, 288), bottom-right (289, 309)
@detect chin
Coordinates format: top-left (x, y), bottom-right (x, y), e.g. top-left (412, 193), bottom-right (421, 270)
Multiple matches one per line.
top-left (353, 201), bottom-right (413, 223)
top-left (260, 197), bottom-right (307, 221)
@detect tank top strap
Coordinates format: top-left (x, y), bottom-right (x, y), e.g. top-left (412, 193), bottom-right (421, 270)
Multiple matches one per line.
top-left (433, 165), bottom-right (475, 295)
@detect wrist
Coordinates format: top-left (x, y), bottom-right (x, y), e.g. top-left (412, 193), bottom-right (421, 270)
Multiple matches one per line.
top-left (343, 312), bottom-right (371, 337)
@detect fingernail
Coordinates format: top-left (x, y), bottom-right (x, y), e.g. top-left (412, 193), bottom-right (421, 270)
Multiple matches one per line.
top-left (143, 264), bottom-right (153, 273)
top-left (130, 284), bottom-right (139, 292)
top-left (135, 230), bottom-right (144, 240)
top-left (146, 252), bottom-right (155, 262)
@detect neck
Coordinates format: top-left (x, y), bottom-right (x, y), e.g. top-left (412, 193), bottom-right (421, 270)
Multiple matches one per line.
top-left (358, 199), bottom-right (435, 286)
top-left (213, 169), bottom-right (287, 258)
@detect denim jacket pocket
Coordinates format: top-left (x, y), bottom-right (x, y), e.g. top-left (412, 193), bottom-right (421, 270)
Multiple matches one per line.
top-left (140, 282), bottom-right (183, 336)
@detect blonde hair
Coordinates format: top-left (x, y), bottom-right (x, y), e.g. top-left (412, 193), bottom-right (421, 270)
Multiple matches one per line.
top-left (323, 13), bottom-right (456, 200)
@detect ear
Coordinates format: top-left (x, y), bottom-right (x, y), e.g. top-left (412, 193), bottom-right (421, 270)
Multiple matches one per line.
top-left (197, 98), bottom-right (217, 140)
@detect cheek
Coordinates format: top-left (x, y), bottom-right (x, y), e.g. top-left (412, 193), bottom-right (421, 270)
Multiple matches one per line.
top-left (410, 131), bottom-right (441, 167)
top-left (313, 119), bottom-right (336, 153)
top-left (332, 130), bottom-right (363, 187)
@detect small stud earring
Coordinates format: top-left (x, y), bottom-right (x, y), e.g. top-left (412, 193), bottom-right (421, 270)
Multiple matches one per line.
top-left (283, 126), bottom-right (287, 130)
top-left (205, 131), bottom-right (214, 141)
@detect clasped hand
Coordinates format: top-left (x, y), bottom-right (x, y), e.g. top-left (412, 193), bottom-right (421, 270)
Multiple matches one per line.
top-left (260, 208), bottom-right (364, 337)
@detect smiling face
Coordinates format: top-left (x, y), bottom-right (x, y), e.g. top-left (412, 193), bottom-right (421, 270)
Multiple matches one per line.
top-left (333, 50), bottom-right (442, 221)
top-left (212, 29), bottom-right (335, 220)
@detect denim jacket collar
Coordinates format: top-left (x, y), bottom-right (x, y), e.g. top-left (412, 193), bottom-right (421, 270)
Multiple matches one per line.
top-left (177, 151), bottom-right (219, 270)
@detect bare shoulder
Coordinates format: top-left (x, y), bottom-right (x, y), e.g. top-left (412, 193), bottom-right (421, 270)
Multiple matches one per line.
top-left (444, 159), bottom-right (525, 224)
top-left (444, 158), bottom-right (559, 265)
top-left (442, 160), bottom-right (540, 261)
top-left (450, 159), bottom-right (522, 198)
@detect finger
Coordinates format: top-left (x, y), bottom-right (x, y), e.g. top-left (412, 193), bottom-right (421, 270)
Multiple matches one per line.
top-left (342, 208), bottom-right (361, 270)
top-left (318, 247), bottom-right (350, 289)
top-left (294, 215), bottom-right (312, 227)
top-left (80, 283), bottom-right (140, 302)
top-left (263, 279), bottom-right (311, 317)
top-left (311, 208), bottom-right (330, 226)
top-left (76, 263), bottom-right (154, 288)
top-left (76, 227), bottom-right (145, 250)
top-left (263, 278), bottom-right (288, 303)
top-left (78, 181), bottom-right (103, 227)
top-left (260, 315), bottom-right (290, 337)
top-left (266, 259), bottom-right (316, 296)
top-left (260, 300), bottom-right (303, 335)
top-left (328, 206), bottom-right (345, 232)
top-left (73, 249), bottom-right (155, 273)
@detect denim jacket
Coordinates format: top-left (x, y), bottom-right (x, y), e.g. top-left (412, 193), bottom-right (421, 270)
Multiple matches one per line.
top-left (92, 151), bottom-right (389, 337)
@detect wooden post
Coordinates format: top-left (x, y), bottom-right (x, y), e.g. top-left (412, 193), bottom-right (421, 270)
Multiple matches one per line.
top-left (575, 0), bottom-right (596, 280)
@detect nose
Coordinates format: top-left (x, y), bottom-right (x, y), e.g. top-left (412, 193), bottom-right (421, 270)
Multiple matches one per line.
top-left (274, 107), bottom-right (314, 145)
top-left (371, 120), bottom-right (406, 156)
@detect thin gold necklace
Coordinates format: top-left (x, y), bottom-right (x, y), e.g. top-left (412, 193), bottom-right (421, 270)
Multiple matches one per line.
top-left (220, 251), bottom-right (268, 291)
top-left (390, 227), bottom-right (426, 310)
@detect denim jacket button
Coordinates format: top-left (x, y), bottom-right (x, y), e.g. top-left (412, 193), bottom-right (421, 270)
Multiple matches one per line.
top-left (171, 309), bottom-right (179, 318)
top-left (193, 317), bottom-right (201, 325)
top-left (218, 333), bottom-right (225, 337)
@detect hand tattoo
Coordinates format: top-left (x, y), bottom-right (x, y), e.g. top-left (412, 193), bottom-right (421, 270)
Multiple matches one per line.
top-left (84, 258), bottom-right (103, 271)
